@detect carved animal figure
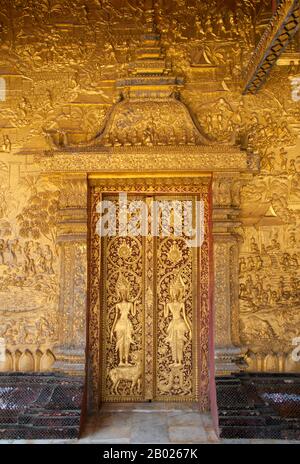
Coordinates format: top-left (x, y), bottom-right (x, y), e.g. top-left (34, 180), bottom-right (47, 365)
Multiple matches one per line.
top-left (19, 322), bottom-right (37, 344)
top-left (109, 351), bottom-right (143, 395)
top-left (0, 322), bottom-right (12, 338)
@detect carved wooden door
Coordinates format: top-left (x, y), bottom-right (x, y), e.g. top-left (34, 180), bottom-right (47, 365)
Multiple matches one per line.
top-left (100, 195), bottom-right (199, 402)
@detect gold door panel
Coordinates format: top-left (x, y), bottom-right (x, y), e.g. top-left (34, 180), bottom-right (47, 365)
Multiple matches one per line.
top-left (155, 235), bottom-right (197, 400)
top-left (101, 196), bottom-right (145, 401)
top-left (100, 194), bottom-right (199, 402)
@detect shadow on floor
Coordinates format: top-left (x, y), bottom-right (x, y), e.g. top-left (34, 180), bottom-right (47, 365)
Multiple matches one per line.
top-left (80, 403), bottom-right (219, 444)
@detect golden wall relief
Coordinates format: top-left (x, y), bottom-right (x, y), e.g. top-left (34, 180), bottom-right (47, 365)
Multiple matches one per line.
top-left (59, 241), bottom-right (87, 350)
top-left (239, 133), bottom-right (300, 372)
top-left (183, 92), bottom-right (296, 154)
top-left (0, 0), bottom-right (299, 380)
top-left (182, 59), bottom-right (300, 374)
top-left (0, 162), bottom-right (59, 372)
top-left (239, 226), bottom-right (300, 372)
top-left (0, 1), bottom-right (273, 154)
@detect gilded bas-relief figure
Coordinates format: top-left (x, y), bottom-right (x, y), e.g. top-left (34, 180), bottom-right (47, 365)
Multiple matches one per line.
top-left (109, 351), bottom-right (143, 396)
top-left (0, 0), bottom-right (299, 379)
top-left (164, 275), bottom-right (192, 367)
top-left (156, 231), bottom-right (196, 398)
top-left (103, 220), bottom-right (143, 400)
top-left (111, 274), bottom-right (136, 367)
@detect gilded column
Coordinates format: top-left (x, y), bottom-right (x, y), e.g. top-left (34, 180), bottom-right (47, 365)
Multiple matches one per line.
top-left (213, 174), bottom-right (246, 375)
top-left (52, 174), bottom-right (88, 375)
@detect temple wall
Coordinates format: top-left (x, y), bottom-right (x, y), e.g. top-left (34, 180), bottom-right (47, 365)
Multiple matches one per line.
top-left (0, 0), bottom-right (299, 374)
top-left (184, 84), bottom-right (300, 372)
top-left (0, 156), bottom-right (59, 371)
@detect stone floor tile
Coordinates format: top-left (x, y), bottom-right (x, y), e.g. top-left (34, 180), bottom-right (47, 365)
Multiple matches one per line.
top-left (201, 413), bottom-right (215, 427)
top-left (131, 421), bottom-right (169, 443)
top-left (79, 437), bottom-right (131, 444)
top-left (167, 412), bottom-right (203, 427)
top-left (87, 424), bottom-right (132, 442)
top-left (168, 425), bottom-right (209, 444)
top-left (130, 412), bottom-right (166, 425)
top-left (206, 430), bottom-right (219, 443)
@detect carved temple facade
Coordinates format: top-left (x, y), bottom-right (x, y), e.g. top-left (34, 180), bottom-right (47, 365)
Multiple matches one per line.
top-left (42, 26), bottom-right (259, 410)
top-left (0, 0), bottom-right (299, 424)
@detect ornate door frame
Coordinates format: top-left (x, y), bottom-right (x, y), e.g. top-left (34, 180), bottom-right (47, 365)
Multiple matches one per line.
top-left (87, 173), bottom-right (212, 411)
top-left (41, 146), bottom-right (252, 414)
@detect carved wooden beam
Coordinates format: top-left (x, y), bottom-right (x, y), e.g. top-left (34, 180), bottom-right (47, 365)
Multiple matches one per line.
top-left (243, 0), bottom-right (300, 95)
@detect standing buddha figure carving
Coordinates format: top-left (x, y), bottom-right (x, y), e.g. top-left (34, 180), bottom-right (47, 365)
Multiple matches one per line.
top-left (110, 274), bottom-right (136, 366)
top-left (164, 275), bottom-right (192, 367)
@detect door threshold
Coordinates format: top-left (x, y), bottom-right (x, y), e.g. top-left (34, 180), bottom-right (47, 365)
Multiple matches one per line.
top-left (100, 402), bottom-right (201, 413)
